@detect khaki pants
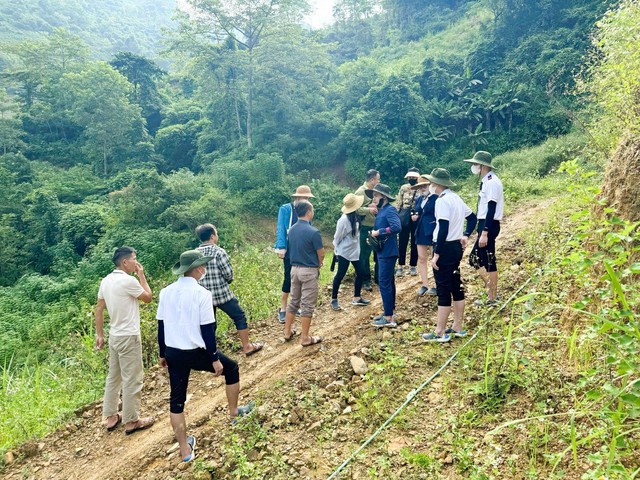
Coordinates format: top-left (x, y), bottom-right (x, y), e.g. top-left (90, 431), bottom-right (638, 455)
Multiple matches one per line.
top-left (102, 335), bottom-right (143, 424)
top-left (286, 266), bottom-right (319, 317)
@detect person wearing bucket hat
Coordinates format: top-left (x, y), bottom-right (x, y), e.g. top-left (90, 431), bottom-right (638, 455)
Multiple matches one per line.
top-left (421, 169), bottom-right (477, 343)
top-left (96, 247), bottom-right (155, 434)
top-left (157, 249), bottom-right (254, 462)
top-left (410, 175), bottom-right (438, 297)
top-left (464, 151), bottom-right (504, 306)
top-left (274, 185), bottom-right (316, 323)
top-left (354, 169), bottom-right (381, 290)
top-left (395, 167), bottom-right (421, 277)
top-left (331, 193), bottom-right (371, 311)
top-left (196, 224), bottom-right (263, 356)
top-left (367, 184), bottom-right (402, 328)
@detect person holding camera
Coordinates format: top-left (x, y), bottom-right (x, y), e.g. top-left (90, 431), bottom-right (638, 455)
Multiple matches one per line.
top-left (366, 184), bottom-right (402, 328)
top-left (411, 175), bottom-right (438, 296)
top-left (395, 167), bottom-right (420, 277)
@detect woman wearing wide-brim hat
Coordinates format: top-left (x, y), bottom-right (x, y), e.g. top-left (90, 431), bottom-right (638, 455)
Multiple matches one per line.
top-left (366, 184), bottom-right (402, 328)
top-left (410, 175), bottom-right (438, 297)
top-left (331, 193), bottom-right (371, 311)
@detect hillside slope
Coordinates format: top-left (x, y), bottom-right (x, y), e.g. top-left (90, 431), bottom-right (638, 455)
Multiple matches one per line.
top-left (1, 199), bottom-right (567, 479)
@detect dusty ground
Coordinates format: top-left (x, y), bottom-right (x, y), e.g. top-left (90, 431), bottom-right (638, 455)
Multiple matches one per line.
top-left (1, 200), bottom-right (556, 480)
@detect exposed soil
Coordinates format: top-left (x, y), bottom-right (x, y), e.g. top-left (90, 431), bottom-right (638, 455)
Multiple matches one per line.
top-left (1, 199), bottom-right (557, 480)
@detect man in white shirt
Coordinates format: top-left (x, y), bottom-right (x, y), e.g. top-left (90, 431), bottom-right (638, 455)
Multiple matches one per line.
top-left (464, 151), bottom-right (504, 306)
top-left (422, 169), bottom-right (477, 343)
top-left (157, 250), bottom-right (254, 463)
top-left (95, 246), bottom-right (155, 434)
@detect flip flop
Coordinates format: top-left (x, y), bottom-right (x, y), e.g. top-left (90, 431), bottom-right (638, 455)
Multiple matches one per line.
top-left (302, 336), bottom-right (323, 347)
top-left (244, 342), bottom-right (264, 356)
top-left (182, 435), bottom-right (197, 463)
top-left (231, 401), bottom-right (256, 425)
top-left (124, 416), bottom-right (155, 435)
top-left (284, 330), bottom-right (298, 342)
top-left (106, 412), bottom-right (121, 432)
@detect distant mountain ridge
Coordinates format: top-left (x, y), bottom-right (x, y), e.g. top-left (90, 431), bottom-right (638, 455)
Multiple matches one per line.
top-left (0, 0), bottom-right (177, 59)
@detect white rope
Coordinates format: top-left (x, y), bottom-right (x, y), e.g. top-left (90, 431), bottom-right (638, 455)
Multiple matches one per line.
top-left (326, 278), bottom-right (532, 480)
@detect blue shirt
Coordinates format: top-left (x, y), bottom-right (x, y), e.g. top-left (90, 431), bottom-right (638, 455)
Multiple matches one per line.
top-left (288, 220), bottom-right (323, 267)
top-left (373, 203), bottom-right (402, 258)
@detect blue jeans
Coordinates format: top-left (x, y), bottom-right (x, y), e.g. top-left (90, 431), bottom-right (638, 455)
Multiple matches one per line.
top-left (378, 256), bottom-right (397, 316)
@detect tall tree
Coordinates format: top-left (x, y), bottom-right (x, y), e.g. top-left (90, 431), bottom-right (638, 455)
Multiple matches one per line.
top-left (185, 0), bottom-right (309, 148)
top-left (109, 52), bottom-right (166, 134)
top-left (58, 63), bottom-right (146, 176)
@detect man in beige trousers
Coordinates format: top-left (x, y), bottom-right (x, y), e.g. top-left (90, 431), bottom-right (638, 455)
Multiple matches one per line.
top-left (95, 246), bottom-right (155, 434)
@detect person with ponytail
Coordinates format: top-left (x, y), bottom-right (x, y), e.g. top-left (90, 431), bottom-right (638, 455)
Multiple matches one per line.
top-left (331, 194), bottom-right (371, 311)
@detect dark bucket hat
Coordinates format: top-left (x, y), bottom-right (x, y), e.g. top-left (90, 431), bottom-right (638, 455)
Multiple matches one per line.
top-left (365, 183), bottom-right (396, 202)
top-left (425, 168), bottom-right (456, 187)
top-left (172, 250), bottom-right (213, 275)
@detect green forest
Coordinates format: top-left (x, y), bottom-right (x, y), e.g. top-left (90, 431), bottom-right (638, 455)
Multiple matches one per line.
top-left (1, 0), bottom-right (639, 478)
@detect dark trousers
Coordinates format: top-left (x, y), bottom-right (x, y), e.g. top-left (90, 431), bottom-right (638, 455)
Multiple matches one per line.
top-left (332, 256), bottom-right (364, 299)
top-left (434, 241), bottom-right (464, 307)
top-left (359, 226), bottom-right (376, 285)
top-left (378, 256), bottom-right (397, 316)
top-left (469, 220), bottom-right (501, 273)
top-left (165, 346), bottom-right (239, 414)
top-left (282, 255), bottom-right (292, 293)
top-left (214, 297), bottom-right (248, 331)
top-left (398, 221), bottom-right (418, 267)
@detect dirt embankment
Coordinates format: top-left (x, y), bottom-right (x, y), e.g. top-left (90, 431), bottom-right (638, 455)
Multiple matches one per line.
top-left (1, 200), bottom-right (553, 480)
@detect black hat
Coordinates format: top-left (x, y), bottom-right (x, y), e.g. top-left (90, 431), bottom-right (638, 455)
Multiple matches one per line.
top-left (365, 183), bottom-right (396, 201)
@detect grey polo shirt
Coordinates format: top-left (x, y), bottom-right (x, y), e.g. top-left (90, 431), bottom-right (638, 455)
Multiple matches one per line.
top-left (288, 220), bottom-right (323, 268)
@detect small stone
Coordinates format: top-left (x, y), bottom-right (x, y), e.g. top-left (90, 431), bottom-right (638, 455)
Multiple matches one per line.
top-left (326, 380), bottom-right (345, 393)
top-left (349, 356), bottom-right (368, 375)
top-left (38, 443), bottom-right (45, 452)
top-left (444, 454), bottom-right (454, 464)
top-left (166, 443), bottom-right (180, 455)
top-left (308, 421), bottom-right (323, 432)
top-left (342, 406), bottom-right (352, 415)
top-left (75, 447), bottom-right (83, 456)
top-left (401, 322), bottom-right (410, 331)
top-left (382, 331), bottom-right (392, 340)
top-left (82, 411), bottom-right (92, 419)
top-left (510, 264), bottom-right (520, 271)
top-left (177, 461), bottom-right (189, 471)
top-left (3, 451), bottom-right (15, 465)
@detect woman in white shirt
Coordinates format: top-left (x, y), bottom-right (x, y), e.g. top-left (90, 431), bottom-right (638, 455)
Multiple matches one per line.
top-left (331, 194), bottom-right (371, 311)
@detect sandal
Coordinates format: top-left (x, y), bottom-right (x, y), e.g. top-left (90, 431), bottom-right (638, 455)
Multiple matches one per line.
top-left (106, 412), bottom-right (121, 432)
top-left (244, 342), bottom-right (264, 356)
top-left (183, 435), bottom-right (196, 463)
top-left (284, 330), bottom-right (298, 342)
top-left (124, 416), bottom-right (155, 435)
top-left (302, 336), bottom-right (323, 347)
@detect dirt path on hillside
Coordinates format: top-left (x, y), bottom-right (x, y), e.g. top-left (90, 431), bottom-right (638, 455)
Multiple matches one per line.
top-left (1, 199), bottom-right (554, 480)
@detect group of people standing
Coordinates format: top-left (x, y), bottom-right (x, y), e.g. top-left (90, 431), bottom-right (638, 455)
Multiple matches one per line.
top-left (94, 151), bottom-right (503, 464)
top-left (274, 150), bottom-right (504, 343)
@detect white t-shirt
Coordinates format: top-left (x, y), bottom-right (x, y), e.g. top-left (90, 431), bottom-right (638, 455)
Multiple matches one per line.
top-left (477, 171), bottom-right (504, 221)
top-left (97, 270), bottom-right (145, 337)
top-left (156, 276), bottom-right (215, 351)
top-left (432, 189), bottom-right (473, 242)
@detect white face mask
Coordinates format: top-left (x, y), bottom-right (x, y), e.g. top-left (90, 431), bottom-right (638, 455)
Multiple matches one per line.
top-left (198, 268), bottom-right (207, 281)
top-left (471, 164), bottom-right (482, 175)
top-left (428, 185), bottom-right (437, 195)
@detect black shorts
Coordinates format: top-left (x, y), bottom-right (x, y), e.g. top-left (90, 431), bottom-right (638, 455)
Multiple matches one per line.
top-left (165, 346), bottom-right (239, 414)
top-left (469, 220), bottom-right (500, 273)
top-left (434, 241), bottom-right (464, 307)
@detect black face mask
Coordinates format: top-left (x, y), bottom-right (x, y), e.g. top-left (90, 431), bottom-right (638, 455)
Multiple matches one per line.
top-left (376, 198), bottom-right (385, 209)
top-left (408, 178), bottom-right (418, 186)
